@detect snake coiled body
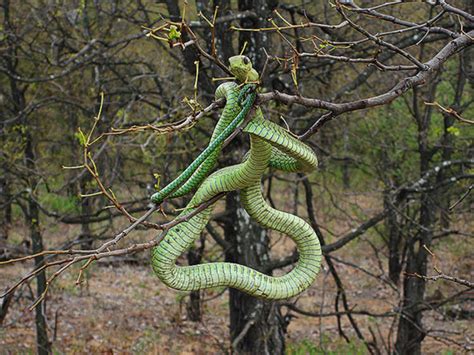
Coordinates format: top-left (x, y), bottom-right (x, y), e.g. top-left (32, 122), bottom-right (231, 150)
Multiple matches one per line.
top-left (151, 56), bottom-right (321, 300)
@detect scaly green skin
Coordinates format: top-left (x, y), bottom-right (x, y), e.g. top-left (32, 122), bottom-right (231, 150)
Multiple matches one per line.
top-left (150, 83), bottom-right (255, 204)
top-left (167, 82), bottom-right (240, 199)
top-left (151, 55), bottom-right (321, 299)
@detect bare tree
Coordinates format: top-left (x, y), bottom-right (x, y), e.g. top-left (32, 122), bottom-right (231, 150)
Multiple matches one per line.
top-left (1, 1), bottom-right (472, 354)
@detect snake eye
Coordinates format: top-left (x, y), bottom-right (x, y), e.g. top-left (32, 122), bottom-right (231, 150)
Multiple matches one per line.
top-left (243, 56), bottom-right (250, 65)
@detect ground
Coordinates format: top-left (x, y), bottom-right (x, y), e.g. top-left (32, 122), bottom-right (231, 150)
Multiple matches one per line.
top-left (1, 226), bottom-right (471, 354)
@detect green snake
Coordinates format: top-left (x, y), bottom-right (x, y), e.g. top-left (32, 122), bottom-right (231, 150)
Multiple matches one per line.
top-left (150, 55), bottom-right (321, 299)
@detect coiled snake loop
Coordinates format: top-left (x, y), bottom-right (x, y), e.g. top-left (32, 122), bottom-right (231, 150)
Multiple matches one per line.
top-left (150, 55), bottom-right (321, 299)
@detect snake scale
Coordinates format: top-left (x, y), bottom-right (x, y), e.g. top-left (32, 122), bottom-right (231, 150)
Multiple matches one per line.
top-left (150, 55), bottom-right (321, 299)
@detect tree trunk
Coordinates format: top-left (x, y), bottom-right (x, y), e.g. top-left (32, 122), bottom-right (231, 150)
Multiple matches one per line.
top-left (79, 177), bottom-right (94, 250)
top-left (385, 192), bottom-right (402, 285)
top-left (225, 193), bottom-right (285, 355)
top-left (25, 132), bottom-right (51, 355)
top-left (394, 194), bottom-right (432, 354)
top-left (223, 1), bottom-right (285, 353)
top-left (186, 236), bottom-right (205, 322)
top-left (395, 86), bottom-right (436, 355)
top-left (436, 52), bottom-right (466, 229)
top-left (0, 176), bottom-right (11, 242)
top-left (4, 0), bottom-right (51, 347)
top-left (29, 200), bottom-right (51, 355)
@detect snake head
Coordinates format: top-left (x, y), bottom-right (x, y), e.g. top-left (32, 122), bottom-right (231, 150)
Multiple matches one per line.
top-left (229, 55), bottom-right (259, 83)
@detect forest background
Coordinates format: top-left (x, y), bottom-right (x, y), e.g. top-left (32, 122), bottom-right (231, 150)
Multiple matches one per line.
top-left (0, 1), bottom-right (473, 354)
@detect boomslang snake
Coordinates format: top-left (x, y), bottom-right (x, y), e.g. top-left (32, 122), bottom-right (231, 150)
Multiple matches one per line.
top-left (150, 55), bottom-right (321, 299)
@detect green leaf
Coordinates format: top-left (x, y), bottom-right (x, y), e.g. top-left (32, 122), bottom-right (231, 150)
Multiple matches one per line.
top-left (75, 128), bottom-right (87, 146)
top-left (153, 173), bottom-right (161, 190)
top-left (447, 126), bottom-right (460, 136)
top-left (291, 63), bottom-right (298, 88)
top-left (168, 25), bottom-right (181, 41)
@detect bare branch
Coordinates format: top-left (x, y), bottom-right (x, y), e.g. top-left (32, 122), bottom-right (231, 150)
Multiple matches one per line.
top-left (256, 30), bottom-right (474, 137)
